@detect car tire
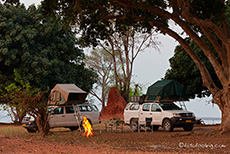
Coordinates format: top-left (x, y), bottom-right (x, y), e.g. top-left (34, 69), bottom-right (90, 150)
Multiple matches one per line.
top-left (163, 119), bottom-right (174, 132)
top-left (130, 119), bottom-right (138, 132)
top-left (183, 124), bottom-right (194, 131)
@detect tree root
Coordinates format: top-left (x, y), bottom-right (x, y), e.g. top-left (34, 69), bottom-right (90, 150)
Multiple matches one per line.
top-left (203, 125), bottom-right (230, 136)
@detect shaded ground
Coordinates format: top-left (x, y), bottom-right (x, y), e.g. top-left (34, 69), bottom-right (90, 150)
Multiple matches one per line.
top-left (0, 123), bottom-right (229, 154)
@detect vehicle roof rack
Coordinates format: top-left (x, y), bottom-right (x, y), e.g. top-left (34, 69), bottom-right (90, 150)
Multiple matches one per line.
top-left (130, 95), bottom-right (149, 104)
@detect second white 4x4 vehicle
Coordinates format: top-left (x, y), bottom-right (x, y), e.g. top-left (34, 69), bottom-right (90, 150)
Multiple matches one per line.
top-left (124, 102), bottom-right (196, 132)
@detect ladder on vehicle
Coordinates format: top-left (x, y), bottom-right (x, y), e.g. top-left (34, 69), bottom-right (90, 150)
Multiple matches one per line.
top-left (73, 104), bottom-right (82, 132)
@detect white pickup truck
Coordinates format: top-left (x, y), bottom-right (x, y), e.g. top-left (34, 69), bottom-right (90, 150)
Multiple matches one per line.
top-left (124, 101), bottom-right (196, 132)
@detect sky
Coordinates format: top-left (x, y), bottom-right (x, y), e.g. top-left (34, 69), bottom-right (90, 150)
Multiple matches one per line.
top-left (1, 0), bottom-right (221, 120)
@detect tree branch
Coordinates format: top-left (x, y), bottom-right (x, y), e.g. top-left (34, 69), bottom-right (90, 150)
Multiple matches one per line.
top-left (201, 27), bottom-right (228, 72)
top-left (148, 20), bottom-right (219, 95)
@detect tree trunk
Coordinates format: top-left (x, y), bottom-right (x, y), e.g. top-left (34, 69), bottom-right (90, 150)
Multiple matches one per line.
top-left (36, 115), bottom-right (50, 136)
top-left (219, 107), bottom-right (230, 133)
top-left (18, 114), bottom-right (24, 124)
top-left (34, 106), bottom-right (50, 136)
top-left (9, 107), bottom-right (18, 123)
top-left (213, 89), bottom-right (230, 133)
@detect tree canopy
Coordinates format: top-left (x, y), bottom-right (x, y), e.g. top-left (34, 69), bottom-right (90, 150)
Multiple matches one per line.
top-left (0, 3), bottom-right (97, 92)
top-left (41, 0), bottom-right (230, 133)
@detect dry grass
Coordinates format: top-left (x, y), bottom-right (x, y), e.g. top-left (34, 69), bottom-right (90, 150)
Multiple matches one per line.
top-left (0, 125), bottom-right (27, 136)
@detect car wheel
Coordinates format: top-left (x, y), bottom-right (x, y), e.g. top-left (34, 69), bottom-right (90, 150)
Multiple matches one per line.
top-left (183, 124), bottom-right (194, 131)
top-left (163, 119), bottom-right (174, 132)
top-left (69, 126), bottom-right (79, 131)
top-left (130, 119), bottom-right (138, 132)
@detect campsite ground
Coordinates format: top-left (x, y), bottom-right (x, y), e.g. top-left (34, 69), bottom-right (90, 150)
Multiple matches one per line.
top-left (0, 122), bottom-right (229, 154)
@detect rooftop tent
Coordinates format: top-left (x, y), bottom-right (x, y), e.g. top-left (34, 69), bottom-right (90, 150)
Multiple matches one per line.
top-left (48, 84), bottom-right (88, 105)
top-left (146, 80), bottom-right (188, 102)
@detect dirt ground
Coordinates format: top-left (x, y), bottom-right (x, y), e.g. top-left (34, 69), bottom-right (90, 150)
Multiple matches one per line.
top-left (0, 123), bottom-right (229, 154)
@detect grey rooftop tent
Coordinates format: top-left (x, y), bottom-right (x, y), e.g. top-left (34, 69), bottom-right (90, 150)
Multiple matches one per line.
top-left (48, 84), bottom-right (87, 105)
top-left (146, 80), bottom-right (188, 102)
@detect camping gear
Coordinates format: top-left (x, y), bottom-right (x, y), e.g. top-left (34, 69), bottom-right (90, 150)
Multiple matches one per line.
top-left (48, 84), bottom-right (87, 105)
top-left (146, 80), bottom-right (188, 102)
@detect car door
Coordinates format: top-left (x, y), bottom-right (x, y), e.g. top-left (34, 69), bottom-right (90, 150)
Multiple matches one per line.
top-left (49, 107), bottom-right (65, 127)
top-left (150, 104), bottom-right (162, 125)
top-left (124, 103), bottom-right (140, 124)
top-left (89, 105), bottom-right (100, 124)
top-left (80, 105), bottom-right (98, 124)
top-left (139, 103), bottom-right (152, 124)
top-left (65, 106), bottom-right (78, 127)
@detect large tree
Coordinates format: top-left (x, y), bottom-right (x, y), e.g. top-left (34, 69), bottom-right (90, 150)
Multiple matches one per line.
top-left (42, 0), bottom-right (230, 133)
top-left (95, 28), bottom-right (157, 102)
top-left (0, 3), bottom-right (97, 93)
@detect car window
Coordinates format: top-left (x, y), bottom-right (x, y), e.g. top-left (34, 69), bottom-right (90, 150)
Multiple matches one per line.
top-left (142, 104), bottom-right (150, 111)
top-left (79, 105), bottom-right (93, 112)
top-left (87, 106), bottom-right (93, 111)
top-left (159, 103), bottom-right (182, 110)
top-left (130, 104), bottom-right (139, 110)
top-left (151, 104), bottom-right (161, 112)
top-left (65, 107), bottom-right (74, 114)
top-left (91, 105), bottom-right (99, 111)
top-left (53, 107), bottom-right (63, 114)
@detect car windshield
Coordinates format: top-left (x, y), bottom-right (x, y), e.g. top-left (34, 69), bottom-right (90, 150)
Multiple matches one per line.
top-left (159, 103), bottom-right (182, 110)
